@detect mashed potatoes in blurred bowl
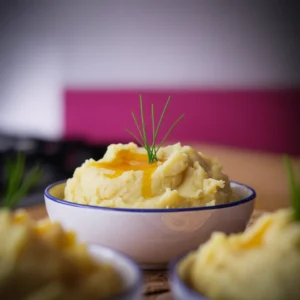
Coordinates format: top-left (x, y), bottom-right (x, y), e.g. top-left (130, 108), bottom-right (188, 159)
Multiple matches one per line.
top-left (170, 208), bottom-right (300, 300)
top-left (0, 209), bottom-right (142, 300)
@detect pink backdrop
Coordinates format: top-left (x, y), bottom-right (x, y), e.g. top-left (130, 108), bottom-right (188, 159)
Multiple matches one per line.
top-left (64, 89), bottom-right (300, 155)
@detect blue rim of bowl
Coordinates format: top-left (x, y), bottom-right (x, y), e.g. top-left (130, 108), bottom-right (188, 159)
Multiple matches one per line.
top-left (89, 244), bottom-right (143, 300)
top-left (169, 253), bottom-right (208, 300)
top-left (44, 180), bottom-right (256, 213)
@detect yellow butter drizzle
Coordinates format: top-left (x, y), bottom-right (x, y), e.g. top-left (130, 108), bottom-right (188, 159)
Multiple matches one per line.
top-left (91, 150), bottom-right (160, 198)
top-left (239, 218), bottom-right (272, 249)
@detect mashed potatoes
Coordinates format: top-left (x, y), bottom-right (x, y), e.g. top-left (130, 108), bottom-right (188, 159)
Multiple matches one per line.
top-left (0, 209), bottom-right (123, 300)
top-left (179, 208), bottom-right (300, 300)
top-left (65, 143), bottom-right (233, 208)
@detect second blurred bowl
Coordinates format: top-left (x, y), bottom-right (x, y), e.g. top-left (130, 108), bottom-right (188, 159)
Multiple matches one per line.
top-left (88, 244), bottom-right (143, 300)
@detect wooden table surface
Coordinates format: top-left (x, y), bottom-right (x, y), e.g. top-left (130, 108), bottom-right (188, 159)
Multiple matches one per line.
top-left (25, 144), bottom-right (298, 299)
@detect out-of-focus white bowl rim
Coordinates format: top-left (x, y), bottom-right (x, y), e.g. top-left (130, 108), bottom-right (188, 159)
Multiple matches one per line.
top-left (44, 180), bottom-right (256, 213)
top-left (169, 253), bottom-right (208, 300)
top-left (88, 244), bottom-right (143, 300)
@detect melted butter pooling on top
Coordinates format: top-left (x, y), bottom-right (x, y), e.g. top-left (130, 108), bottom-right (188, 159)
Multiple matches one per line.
top-left (91, 149), bottom-right (160, 198)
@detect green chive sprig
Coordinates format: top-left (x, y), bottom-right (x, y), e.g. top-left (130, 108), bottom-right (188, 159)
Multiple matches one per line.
top-left (125, 95), bottom-right (184, 163)
top-left (283, 155), bottom-right (300, 221)
top-left (1, 153), bottom-right (42, 209)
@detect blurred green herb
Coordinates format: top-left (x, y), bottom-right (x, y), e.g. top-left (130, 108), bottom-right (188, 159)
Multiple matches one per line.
top-left (125, 95), bottom-right (184, 163)
top-left (1, 153), bottom-right (42, 209)
top-left (283, 155), bottom-right (300, 221)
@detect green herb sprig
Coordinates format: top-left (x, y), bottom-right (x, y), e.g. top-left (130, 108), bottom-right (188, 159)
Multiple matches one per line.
top-left (1, 153), bottom-right (42, 209)
top-left (125, 95), bottom-right (184, 163)
top-left (283, 155), bottom-right (300, 221)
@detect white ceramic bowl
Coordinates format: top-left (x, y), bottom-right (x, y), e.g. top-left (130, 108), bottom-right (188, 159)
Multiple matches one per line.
top-left (88, 244), bottom-right (143, 300)
top-left (45, 181), bottom-right (256, 269)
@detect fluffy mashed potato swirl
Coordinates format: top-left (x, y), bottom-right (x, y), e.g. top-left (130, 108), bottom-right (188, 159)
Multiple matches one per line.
top-left (179, 208), bottom-right (300, 300)
top-left (0, 210), bottom-right (123, 300)
top-left (64, 143), bottom-right (233, 208)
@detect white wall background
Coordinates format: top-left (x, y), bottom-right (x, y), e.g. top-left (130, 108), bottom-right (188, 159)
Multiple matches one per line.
top-left (0, 0), bottom-right (299, 139)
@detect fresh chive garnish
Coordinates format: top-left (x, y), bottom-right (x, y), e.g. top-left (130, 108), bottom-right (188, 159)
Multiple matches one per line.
top-left (154, 96), bottom-right (171, 143)
top-left (125, 128), bottom-right (144, 147)
top-left (155, 113), bottom-right (185, 154)
top-left (140, 95), bottom-right (148, 146)
top-left (131, 112), bottom-right (145, 146)
top-left (151, 103), bottom-right (155, 154)
top-left (283, 155), bottom-right (300, 221)
top-left (1, 153), bottom-right (42, 209)
top-left (126, 95), bottom-right (184, 163)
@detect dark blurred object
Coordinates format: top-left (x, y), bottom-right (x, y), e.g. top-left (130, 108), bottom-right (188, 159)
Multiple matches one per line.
top-left (0, 133), bottom-right (108, 208)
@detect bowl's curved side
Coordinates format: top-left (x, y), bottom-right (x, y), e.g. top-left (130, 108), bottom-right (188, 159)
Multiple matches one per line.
top-left (169, 256), bottom-right (207, 300)
top-left (88, 245), bottom-right (143, 300)
top-left (44, 181), bottom-right (255, 267)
